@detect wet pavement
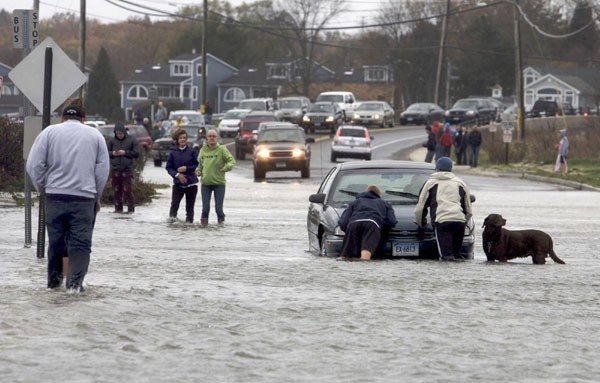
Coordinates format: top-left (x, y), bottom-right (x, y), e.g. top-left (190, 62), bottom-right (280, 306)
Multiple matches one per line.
top-left (1, 131), bottom-right (599, 382)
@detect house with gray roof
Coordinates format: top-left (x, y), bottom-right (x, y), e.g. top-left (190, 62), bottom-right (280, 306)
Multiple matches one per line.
top-left (523, 66), bottom-right (600, 111)
top-left (0, 62), bottom-right (23, 116)
top-left (120, 52), bottom-right (237, 119)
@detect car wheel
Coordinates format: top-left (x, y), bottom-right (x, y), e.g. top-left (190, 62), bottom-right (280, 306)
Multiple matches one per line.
top-left (330, 152), bottom-right (337, 163)
top-left (153, 159), bottom-right (162, 167)
top-left (301, 164), bottom-right (310, 178)
top-left (253, 165), bottom-right (265, 180)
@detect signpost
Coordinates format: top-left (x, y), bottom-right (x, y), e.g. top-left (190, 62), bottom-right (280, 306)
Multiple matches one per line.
top-left (13, 9), bottom-right (39, 49)
top-left (502, 126), bottom-right (513, 165)
top-left (9, 37), bottom-right (87, 257)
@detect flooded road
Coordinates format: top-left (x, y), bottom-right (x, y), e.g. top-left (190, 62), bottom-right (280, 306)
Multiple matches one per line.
top-left (1, 135), bottom-right (599, 382)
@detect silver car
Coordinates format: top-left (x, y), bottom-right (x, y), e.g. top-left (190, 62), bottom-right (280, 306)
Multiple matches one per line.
top-left (330, 125), bottom-right (373, 162)
top-left (218, 109), bottom-right (251, 137)
top-left (351, 101), bottom-right (395, 128)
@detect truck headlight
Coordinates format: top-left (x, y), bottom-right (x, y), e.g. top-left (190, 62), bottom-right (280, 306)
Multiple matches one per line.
top-left (466, 110), bottom-right (475, 116)
top-left (292, 148), bottom-right (304, 157)
top-left (353, 113), bottom-right (360, 119)
top-left (445, 110), bottom-right (450, 116)
top-left (326, 116), bottom-right (334, 122)
top-left (374, 114), bottom-right (380, 119)
top-left (303, 115), bottom-right (311, 122)
top-left (257, 149), bottom-right (270, 158)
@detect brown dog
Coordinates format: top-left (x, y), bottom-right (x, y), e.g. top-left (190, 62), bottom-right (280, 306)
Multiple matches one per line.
top-left (482, 214), bottom-right (565, 264)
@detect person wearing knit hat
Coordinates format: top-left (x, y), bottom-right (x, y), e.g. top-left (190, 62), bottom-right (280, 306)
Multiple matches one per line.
top-left (108, 122), bottom-right (139, 213)
top-left (414, 157), bottom-right (472, 261)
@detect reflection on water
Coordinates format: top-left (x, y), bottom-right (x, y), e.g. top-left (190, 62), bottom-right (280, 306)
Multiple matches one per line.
top-left (1, 166), bottom-right (599, 382)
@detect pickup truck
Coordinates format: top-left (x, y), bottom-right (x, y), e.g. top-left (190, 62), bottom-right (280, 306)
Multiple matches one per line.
top-left (315, 91), bottom-right (358, 122)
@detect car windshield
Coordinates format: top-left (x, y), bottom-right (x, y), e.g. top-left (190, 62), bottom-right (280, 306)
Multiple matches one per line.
top-left (316, 94), bottom-right (343, 103)
top-left (239, 101), bottom-right (267, 110)
top-left (309, 104), bottom-right (334, 113)
top-left (170, 113), bottom-right (203, 123)
top-left (329, 168), bottom-right (432, 208)
top-left (180, 126), bottom-right (199, 138)
top-left (242, 122), bottom-right (260, 131)
top-left (453, 100), bottom-right (479, 109)
top-left (279, 100), bottom-right (302, 108)
top-left (339, 128), bottom-right (366, 138)
top-left (97, 126), bottom-right (113, 137)
top-left (406, 104), bottom-right (429, 112)
top-left (224, 110), bottom-right (248, 119)
top-left (258, 129), bottom-right (304, 143)
top-left (357, 103), bottom-right (384, 111)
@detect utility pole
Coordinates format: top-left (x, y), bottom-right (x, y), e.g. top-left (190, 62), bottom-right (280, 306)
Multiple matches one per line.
top-left (514, 0), bottom-right (525, 139)
top-left (201, 0), bottom-right (207, 113)
top-left (79, 0), bottom-right (86, 99)
top-left (434, 0), bottom-right (451, 106)
top-left (445, 60), bottom-right (451, 109)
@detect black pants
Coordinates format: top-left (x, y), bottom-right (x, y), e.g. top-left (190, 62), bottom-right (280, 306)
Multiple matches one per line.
top-left (170, 185), bottom-right (198, 222)
top-left (339, 221), bottom-right (381, 258)
top-left (434, 221), bottom-right (466, 260)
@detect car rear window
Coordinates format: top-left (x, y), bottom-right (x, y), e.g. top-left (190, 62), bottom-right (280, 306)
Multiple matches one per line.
top-left (340, 128), bottom-right (365, 138)
top-left (329, 169), bottom-right (432, 207)
top-left (357, 103), bottom-right (383, 111)
top-left (316, 94), bottom-right (343, 103)
top-left (242, 122), bottom-right (260, 131)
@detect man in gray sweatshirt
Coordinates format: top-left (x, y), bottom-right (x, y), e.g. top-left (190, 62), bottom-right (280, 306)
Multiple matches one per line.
top-left (26, 100), bottom-right (110, 291)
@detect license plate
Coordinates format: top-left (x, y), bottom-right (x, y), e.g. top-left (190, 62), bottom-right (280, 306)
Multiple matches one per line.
top-left (315, 123), bottom-right (321, 126)
top-left (407, 117), bottom-right (413, 121)
top-left (393, 242), bottom-right (419, 256)
top-left (276, 162), bottom-right (286, 168)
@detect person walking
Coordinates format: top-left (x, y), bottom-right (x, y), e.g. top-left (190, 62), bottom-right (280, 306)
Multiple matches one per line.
top-left (458, 126), bottom-right (469, 165)
top-left (108, 122), bottom-right (139, 213)
top-left (150, 121), bottom-right (163, 141)
top-left (440, 124), bottom-right (453, 157)
top-left (142, 117), bottom-right (152, 135)
top-left (414, 157), bottom-right (472, 261)
top-left (156, 101), bottom-right (168, 122)
top-left (195, 129), bottom-right (236, 226)
top-left (434, 122), bottom-right (445, 161)
top-left (338, 185), bottom-right (398, 261)
top-left (555, 129), bottom-right (569, 175)
top-left (133, 107), bottom-right (143, 125)
top-left (453, 125), bottom-right (467, 165)
top-left (468, 125), bottom-right (482, 168)
top-left (166, 128), bottom-right (199, 223)
top-left (26, 98), bottom-right (110, 291)
top-left (422, 125), bottom-right (436, 163)
top-left (204, 101), bottom-right (213, 124)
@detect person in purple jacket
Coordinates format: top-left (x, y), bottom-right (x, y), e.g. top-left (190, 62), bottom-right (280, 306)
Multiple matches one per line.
top-left (166, 128), bottom-right (199, 223)
top-left (337, 185), bottom-right (398, 261)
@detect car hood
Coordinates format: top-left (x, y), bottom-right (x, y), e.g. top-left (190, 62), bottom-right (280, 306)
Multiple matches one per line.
top-left (154, 137), bottom-right (172, 144)
top-left (450, 108), bottom-right (475, 113)
top-left (220, 119), bottom-right (241, 125)
top-left (307, 112), bottom-right (333, 117)
top-left (402, 110), bottom-right (426, 115)
top-left (256, 142), bottom-right (305, 151)
top-left (279, 108), bottom-right (301, 113)
top-left (325, 204), bottom-right (433, 232)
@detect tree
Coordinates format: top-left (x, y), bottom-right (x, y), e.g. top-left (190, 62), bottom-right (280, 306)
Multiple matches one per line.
top-left (86, 47), bottom-right (123, 122)
top-left (568, 0), bottom-right (598, 66)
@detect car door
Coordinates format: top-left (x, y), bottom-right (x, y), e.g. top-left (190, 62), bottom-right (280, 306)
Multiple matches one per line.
top-left (307, 167), bottom-right (336, 249)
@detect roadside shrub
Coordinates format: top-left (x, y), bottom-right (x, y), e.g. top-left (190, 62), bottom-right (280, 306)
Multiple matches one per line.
top-left (0, 117), bottom-right (24, 191)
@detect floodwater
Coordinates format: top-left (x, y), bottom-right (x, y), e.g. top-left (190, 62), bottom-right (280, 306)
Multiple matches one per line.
top-left (1, 161), bottom-right (599, 382)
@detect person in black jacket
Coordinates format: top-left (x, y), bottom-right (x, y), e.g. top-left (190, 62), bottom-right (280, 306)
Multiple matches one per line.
top-left (468, 125), bottom-right (482, 168)
top-left (108, 122), bottom-right (139, 213)
top-left (166, 128), bottom-right (199, 223)
top-left (453, 125), bottom-right (468, 165)
top-left (337, 185), bottom-right (398, 260)
top-left (422, 125), bottom-right (436, 163)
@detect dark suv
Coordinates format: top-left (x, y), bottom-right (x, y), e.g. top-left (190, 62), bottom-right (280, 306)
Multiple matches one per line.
top-left (150, 124), bottom-right (207, 167)
top-left (528, 100), bottom-right (560, 118)
top-left (445, 98), bottom-right (496, 125)
top-left (301, 102), bottom-right (344, 134)
top-left (251, 126), bottom-right (315, 179)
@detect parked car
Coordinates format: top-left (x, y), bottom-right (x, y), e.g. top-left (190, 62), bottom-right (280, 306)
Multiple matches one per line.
top-left (302, 102), bottom-right (344, 134)
top-left (307, 160), bottom-right (476, 259)
top-left (485, 97), bottom-right (505, 122)
top-left (234, 111), bottom-right (279, 160)
top-left (103, 124), bottom-right (153, 160)
top-left (168, 110), bottom-right (205, 126)
top-left (331, 125), bottom-right (373, 162)
top-left (445, 98), bottom-right (496, 125)
top-left (315, 91), bottom-right (358, 121)
top-left (218, 109), bottom-right (251, 138)
top-left (274, 96), bottom-right (311, 123)
top-left (237, 98), bottom-right (275, 111)
top-left (528, 100), bottom-right (560, 118)
top-left (351, 101), bottom-right (394, 128)
top-left (251, 125), bottom-right (314, 179)
top-left (399, 103), bottom-right (444, 125)
top-left (501, 104), bottom-right (518, 122)
top-left (561, 103), bottom-right (576, 115)
top-left (150, 124), bottom-right (207, 167)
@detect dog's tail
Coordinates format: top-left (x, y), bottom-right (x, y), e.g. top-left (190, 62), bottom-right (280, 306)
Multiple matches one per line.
top-left (549, 238), bottom-right (565, 264)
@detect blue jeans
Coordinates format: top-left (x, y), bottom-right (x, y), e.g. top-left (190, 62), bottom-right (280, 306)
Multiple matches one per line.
top-left (469, 145), bottom-right (480, 168)
top-left (201, 184), bottom-right (225, 219)
top-left (45, 195), bottom-right (96, 289)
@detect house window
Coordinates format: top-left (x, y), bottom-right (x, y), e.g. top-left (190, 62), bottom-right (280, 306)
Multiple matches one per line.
top-left (525, 73), bottom-right (534, 85)
top-left (173, 64), bottom-right (190, 76)
top-left (538, 88), bottom-right (560, 95)
top-left (196, 64), bottom-right (208, 76)
top-left (565, 90), bottom-right (574, 104)
top-left (268, 65), bottom-right (288, 79)
top-left (157, 86), bottom-right (170, 98)
top-left (192, 87), bottom-right (198, 101)
top-left (173, 87), bottom-right (180, 98)
top-left (127, 85), bottom-right (148, 99)
top-left (182, 86), bottom-right (190, 99)
top-left (1, 86), bottom-right (11, 96)
top-left (224, 88), bottom-right (245, 102)
top-left (365, 68), bottom-right (387, 82)
top-left (525, 90), bottom-right (534, 106)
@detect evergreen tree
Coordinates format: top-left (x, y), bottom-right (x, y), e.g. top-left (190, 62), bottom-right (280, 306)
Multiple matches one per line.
top-left (86, 47), bottom-right (123, 122)
top-left (568, 0), bottom-right (597, 65)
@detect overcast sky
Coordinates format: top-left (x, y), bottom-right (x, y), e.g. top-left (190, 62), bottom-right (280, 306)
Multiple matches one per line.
top-left (1, 0), bottom-right (383, 28)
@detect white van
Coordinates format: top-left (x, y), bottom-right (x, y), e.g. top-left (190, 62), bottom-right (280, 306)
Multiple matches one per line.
top-left (238, 98), bottom-right (274, 112)
top-left (315, 91), bottom-right (358, 121)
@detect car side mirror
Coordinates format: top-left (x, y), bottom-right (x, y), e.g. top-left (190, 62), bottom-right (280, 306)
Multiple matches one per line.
top-left (470, 194), bottom-right (476, 203)
top-left (309, 193), bottom-right (326, 204)
top-left (306, 137), bottom-right (315, 143)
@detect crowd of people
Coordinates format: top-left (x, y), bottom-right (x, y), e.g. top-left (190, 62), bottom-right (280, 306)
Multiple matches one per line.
top-left (423, 121), bottom-right (482, 168)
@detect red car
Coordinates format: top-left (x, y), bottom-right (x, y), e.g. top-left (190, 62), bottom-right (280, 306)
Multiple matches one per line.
top-left (234, 111), bottom-right (278, 160)
top-left (101, 124), bottom-right (152, 160)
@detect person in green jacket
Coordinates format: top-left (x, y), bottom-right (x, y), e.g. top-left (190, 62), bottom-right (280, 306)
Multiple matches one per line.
top-left (195, 129), bottom-right (236, 226)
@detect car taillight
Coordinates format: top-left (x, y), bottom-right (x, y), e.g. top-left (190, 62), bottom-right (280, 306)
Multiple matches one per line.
top-left (364, 130), bottom-right (371, 145)
top-left (333, 128), bottom-right (341, 144)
